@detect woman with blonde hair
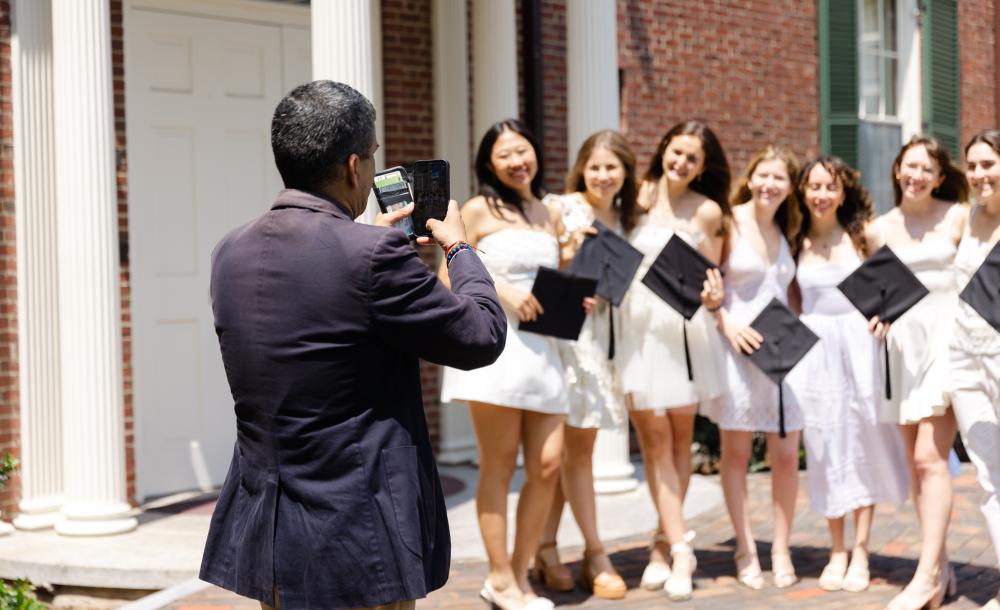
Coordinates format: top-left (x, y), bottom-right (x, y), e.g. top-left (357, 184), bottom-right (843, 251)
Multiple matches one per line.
top-left (533, 129), bottom-right (640, 601)
top-left (617, 120), bottom-right (732, 600)
top-left (702, 145), bottom-right (803, 590)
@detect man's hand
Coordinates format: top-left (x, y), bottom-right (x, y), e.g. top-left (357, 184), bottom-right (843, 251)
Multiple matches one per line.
top-left (419, 200), bottom-right (468, 248)
top-left (374, 202), bottom-right (414, 228)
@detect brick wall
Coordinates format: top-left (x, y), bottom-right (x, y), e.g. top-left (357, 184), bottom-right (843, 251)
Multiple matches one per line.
top-left (381, 0), bottom-right (442, 449)
top-left (110, 0), bottom-right (136, 505)
top-left (0, 0), bottom-right (19, 519)
top-left (538, 0), bottom-right (568, 194)
top-left (616, 0), bottom-right (820, 184)
top-left (959, 0), bottom-right (997, 154)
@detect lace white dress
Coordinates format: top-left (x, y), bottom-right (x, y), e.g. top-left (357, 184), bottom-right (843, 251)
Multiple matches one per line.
top-left (876, 210), bottom-right (961, 425)
top-left (542, 194), bottom-right (624, 429)
top-left (440, 228), bottom-right (569, 414)
top-left (786, 256), bottom-right (909, 518)
top-left (702, 229), bottom-right (803, 432)
top-left (618, 215), bottom-right (728, 411)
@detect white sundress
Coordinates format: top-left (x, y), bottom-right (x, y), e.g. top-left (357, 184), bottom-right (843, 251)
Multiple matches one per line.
top-left (440, 228), bottom-right (569, 414)
top-left (618, 214), bottom-right (728, 412)
top-left (787, 255), bottom-right (909, 517)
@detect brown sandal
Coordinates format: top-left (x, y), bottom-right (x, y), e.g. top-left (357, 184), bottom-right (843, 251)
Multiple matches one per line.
top-left (579, 546), bottom-right (627, 600)
top-left (531, 541), bottom-right (575, 592)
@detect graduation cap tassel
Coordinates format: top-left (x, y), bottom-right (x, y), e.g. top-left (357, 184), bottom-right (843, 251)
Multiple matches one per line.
top-left (683, 320), bottom-right (693, 381)
top-left (778, 382), bottom-right (786, 438)
top-left (607, 307), bottom-right (616, 361)
top-left (883, 339), bottom-right (892, 400)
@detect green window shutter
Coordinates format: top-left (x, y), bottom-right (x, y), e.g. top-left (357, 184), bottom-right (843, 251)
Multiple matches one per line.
top-left (923, 0), bottom-right (960, 158)
top-left (819, 0), bottom-right (859, 168)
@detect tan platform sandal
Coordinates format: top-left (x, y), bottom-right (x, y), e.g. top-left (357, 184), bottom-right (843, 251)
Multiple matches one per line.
top-left (579, 546), bottom-right (627, 600)
top-left (531, 541), bottom-right (574, 592)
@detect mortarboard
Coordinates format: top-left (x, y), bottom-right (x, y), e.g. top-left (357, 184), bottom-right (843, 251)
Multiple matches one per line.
top-left (959, 239), bottom-right (1000, 335)
top-left (569, 220), bottom-right (644, 359)
top-left (640, 234), bottom-right (720, 381)
top-left (569, 221), bottom-right (643, 306)
top-left (744, 298), bottom-right (819, 437)
top-left (837, 245), bottom-right (929, 399)
top-left (519, 267), bottom-right (598, 341)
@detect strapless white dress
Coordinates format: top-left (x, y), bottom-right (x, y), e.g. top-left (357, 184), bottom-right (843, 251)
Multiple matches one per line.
top-left (440, 228), bottom-right (569, 414)
top-left (618, 219), bottom-right (728, 411)
top-left (787, 257), bottom-right (909, 517)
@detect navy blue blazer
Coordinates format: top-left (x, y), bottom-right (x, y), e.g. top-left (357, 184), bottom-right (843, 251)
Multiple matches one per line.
top-left (199, 189), bottom-right (506, 609)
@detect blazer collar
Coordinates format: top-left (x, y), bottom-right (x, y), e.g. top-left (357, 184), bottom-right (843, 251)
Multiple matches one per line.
top-left (271, 189), bottom-right (354, 220)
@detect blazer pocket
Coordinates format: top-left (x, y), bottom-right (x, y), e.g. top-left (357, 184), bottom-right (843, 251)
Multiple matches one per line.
top-left (381, 445), bottom-right (423, 559)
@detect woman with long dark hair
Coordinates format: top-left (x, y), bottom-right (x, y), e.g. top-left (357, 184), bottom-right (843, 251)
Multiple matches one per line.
top-left (702, 145), bottom-right (802, 590)
top-left (787, 156), bottom-right (908, 593)
top-left (440, 119), bottom-right (570, 610)
top-left (951, 129), bottom-right (1000, 610)
top-left (868, 136), bottom-right (969, 610)
top-left (533, 130), bottom-right (639, 600)
top-left (617, 120), bottom-right (731, 600)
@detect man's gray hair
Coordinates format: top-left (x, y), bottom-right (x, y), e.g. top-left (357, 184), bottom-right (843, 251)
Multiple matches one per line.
top-left (271, 80), bottom-right (376, 191)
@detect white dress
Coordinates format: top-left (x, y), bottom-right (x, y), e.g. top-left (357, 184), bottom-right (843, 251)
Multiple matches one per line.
top-left (702, 230), bottom-right (803, 433)
top-left (440, 228), bottom-right (569, 414)
top-left (877, 210), bottom-right (960, 425)
top-left (542, 194), bottom-right (625, 429)
top-left (787, 256), bottom-right (909, 518)
top-left (618, 216), bottom-right (728, 411)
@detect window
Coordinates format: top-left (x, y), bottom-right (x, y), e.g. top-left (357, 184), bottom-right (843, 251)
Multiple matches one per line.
top-left (859, 0), bottom-right (898, 120)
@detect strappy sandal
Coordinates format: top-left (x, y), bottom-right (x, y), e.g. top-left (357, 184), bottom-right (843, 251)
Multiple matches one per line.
top-left (771, 551), bottom-right (799, 589)
top-left (640, 530), bottom-right (671, 590)
top-left (665, 541), bottom-right (697, 601)
top-left (578, 546), bottom-right (627, 600)
top-left (734, 549), bottom-right (764, 590)
top-left (530, 541), bottom-right (574, 592)
top-left (818, 553), bottom-right (848, 591)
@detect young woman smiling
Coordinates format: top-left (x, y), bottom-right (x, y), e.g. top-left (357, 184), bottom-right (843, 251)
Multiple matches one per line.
top-left (702, 146), bottom-right (802, 591)
top-left (787, 156), bottom-right (908, 594)
top-left (439, 119), bottom-right (571, 610)
top-left (867, 136), bottom-right (969, 610)
top-left (534, 130), bottom-right (640, 601)
top-left (951, 129), bottom-right (1000, 610)
top-left (618, 120), bottom-right (731, 600)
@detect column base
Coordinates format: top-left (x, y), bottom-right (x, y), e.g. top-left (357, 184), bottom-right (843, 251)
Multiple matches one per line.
top-left (55, 516), bottom-right (137, 537)
top-left (0, 521), bottom-right (14, 536)
top-left (14, 511), bottom-right (63, 531)
top-left (593, 463), bottom-right (640, 495)
top-left (55, 501), bottom-right (137, 536)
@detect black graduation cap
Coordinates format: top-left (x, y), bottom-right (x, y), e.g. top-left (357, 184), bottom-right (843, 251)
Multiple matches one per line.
top-left (744, 298), bottom-right (819, 437)
top-left (569, 221), bottom-right (643, 306)
top-left (837, 245), bottom-right (929, 399)
top-left (640, 234), bottom-right (720, 381)
top-left (959, 239), bottom-right (1000, 335)
top-left (519, 267), bottom-right (598, 341)
top-left (568, 220), bottom-right (644, 359)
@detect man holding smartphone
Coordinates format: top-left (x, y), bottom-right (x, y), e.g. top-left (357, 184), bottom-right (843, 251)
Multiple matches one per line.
top-left (199, 80), bottom-right (506, 610)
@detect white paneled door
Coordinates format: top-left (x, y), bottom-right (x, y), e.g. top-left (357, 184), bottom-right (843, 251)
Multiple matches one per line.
top-left (126, 6), bottom-right (310, 500)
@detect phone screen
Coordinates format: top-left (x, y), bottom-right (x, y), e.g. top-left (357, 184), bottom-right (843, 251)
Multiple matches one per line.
top-left (412, 160), bottom-right (450, 238)
top-left (373, 168), bottom-right (415, 237)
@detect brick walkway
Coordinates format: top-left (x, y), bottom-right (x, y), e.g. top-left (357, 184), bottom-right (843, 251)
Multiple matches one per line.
top-left (169, 466), bottom-right (998, 609)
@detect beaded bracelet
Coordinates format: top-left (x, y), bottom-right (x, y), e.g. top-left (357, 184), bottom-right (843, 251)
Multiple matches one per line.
top-left (446, 241), bottom-right (473, 265)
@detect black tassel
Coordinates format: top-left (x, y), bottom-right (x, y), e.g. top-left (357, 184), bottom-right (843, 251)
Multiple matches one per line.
top-left (683, 321), bottom-right (693, 381)
top-left (778, 383), bottom-right (786, 438)
top-left (884, 339), bottom-right (891, 400)
top-left (607, 307), bottom-right (615, 360)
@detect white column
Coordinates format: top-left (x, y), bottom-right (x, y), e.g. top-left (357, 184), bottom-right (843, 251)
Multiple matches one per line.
top-left (311, 0), bottom-right (384, 223)
top-left (566, 0), bottom-right (621, 156)
top-left (10, 0), bottom-right (63, 531)
top-left (51, 0), bottom-right (136, 536)
top-left (472, 0), bottom-right (519, 141)
top-left (897, 0), bottom-right (922, 141)
top-left (433, 0), bottom-right (479, 464)
top-left (566, 0), bottom-right (636, 494)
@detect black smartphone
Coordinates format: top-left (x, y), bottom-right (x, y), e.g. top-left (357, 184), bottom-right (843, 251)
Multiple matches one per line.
top-left (372, 166), bottom-right (415, 238)
top-left (411, 159), bottom-right (450, 238)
